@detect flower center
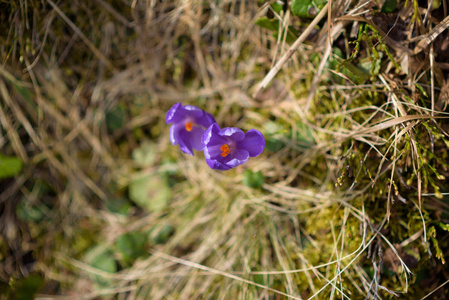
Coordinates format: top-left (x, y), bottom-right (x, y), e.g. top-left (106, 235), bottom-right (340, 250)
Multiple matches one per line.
top-left (220, 144), bottom-right (231, 157)
top-left (185, 122), bottom-right (193, 132)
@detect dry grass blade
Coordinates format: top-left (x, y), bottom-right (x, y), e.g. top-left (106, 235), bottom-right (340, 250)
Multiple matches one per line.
top-left (151, 250), bottom-right (303, 300)
top-left (414, 15), bottom-right (449, 54)
top-left (253, 3), bottom-right (329, 98)
top-left (353, 114), bottom-right (449, 136)
top-left (421, 278), bottom-right (449, 300)
top-left (0, 101), bottom-right (28, 163)
top-left (45, 0), bottom-right (115, 71)
top-left (35, 286), bottom-right (138, 300)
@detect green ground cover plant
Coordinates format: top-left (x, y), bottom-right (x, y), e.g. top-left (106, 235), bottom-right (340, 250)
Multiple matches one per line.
top-left (1, 0), bottom-right (449, 299)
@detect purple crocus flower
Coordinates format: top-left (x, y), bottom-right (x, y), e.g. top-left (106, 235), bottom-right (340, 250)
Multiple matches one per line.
top-left (166, 103), bottom-right (216, 155)
top-left (201, 123), bottom-right (265, 171)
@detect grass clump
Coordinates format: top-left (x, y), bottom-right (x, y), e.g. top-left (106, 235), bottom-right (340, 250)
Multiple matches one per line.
top-left (1, 0), bottom-right (449, 299)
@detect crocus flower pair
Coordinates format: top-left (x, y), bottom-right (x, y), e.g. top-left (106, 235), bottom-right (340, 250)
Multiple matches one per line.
top-left (166, 103), bottom-right (265, 171)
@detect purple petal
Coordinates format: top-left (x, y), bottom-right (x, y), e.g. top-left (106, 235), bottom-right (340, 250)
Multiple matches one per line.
top-left (203, 144), bottom-right (223, 160)
top-left (189, 126), bottom-right (205, 151)
top-left (167, 103), bottom-right (217, 155)
top-left (206, 159), bottom-right (232, 171)
top-left (178, 129), bottom-right (194, 156)
top-left (166, 103), bottom-right (184, 124)
top-left (169, 123), bottom-right (181, 145)
top-left (183, 105), bottom-right (204, 118)
top-left (237, 129), bottom-right (265, 157)
top-left (170, 123), bottom-right (204, 155)
top-left (202, 124), bottom-right (228, 148)
top-left (195, 111), bottom-right (216, 128)
top-left (202, 124), bottom-right (231, 160)
top-left (226, 149), bottom-right (249, 168)
top-left (219, 127), bottom-right (245, 141)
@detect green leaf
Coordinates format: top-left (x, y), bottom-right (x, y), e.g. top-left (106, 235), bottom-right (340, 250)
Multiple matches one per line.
top-left (151, 224), bottom-right (175, 245)
top-left (333, 56), bottom-right (370, 84)
top-left (132, 142), bottom-right (157, 166)
top-left (105, 105), bottom-right (125, 131)
top-left (105, 197), bottom-right (131, 215)
top-left (437, 222), bottom-right (449, 231)
top-left (129, 174), bottom-right (171, 212)
top-left (271, 2), bottom-right (284, 14)
top-left (382, 0), bottom-right (397, 13)
top-left (0, 155), bottom-right (23, 179)
top-left (13, 275), bottom-right (44, 300)
top-left (291, 0), bottom-right (327, 18)
top-left (116, 231), bottom-right (147, 263)
top-left (85, 247), bottom-right (117, 273)
top-left (94, 252), bottom-right (116, 273)
top-left (255, 17), bottom-right (279, 31)
top-left (415, 83), bottom-right (429, 97)
top-left (255, 16), bottom-right (299, 43)
top-left (84, 246), bottom-right (117, 286)
top-left (243, 170), bottom-right (265, 189)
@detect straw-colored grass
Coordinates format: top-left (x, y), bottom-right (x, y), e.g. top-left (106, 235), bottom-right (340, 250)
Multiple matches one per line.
top-left (1, 0), bottom-right (449, 299)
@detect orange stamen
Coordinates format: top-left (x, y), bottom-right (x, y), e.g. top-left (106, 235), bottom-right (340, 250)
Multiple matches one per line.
top-left (220, 144), bottom-right (231, 157)
top-left (185, 122), bottom-right (193, 132)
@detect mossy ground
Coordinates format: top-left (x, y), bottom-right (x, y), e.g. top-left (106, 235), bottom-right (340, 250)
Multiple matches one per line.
top-left (1, 0), bottom-right (449, 299)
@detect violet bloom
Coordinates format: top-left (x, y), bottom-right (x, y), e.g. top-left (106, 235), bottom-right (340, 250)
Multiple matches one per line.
top-left (202, 123), bottom-right (265, 171)
top-left (166, 103), bottom-right (216, 155)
